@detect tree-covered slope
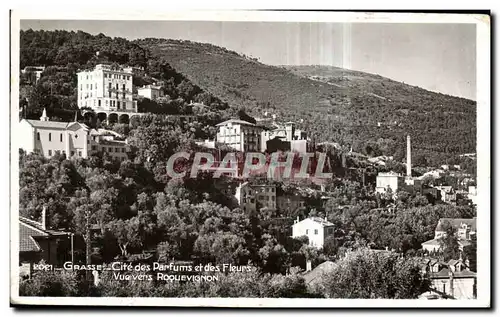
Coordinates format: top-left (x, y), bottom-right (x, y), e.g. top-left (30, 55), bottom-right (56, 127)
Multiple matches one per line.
top-left (138, 39), bottom-right (476, 166)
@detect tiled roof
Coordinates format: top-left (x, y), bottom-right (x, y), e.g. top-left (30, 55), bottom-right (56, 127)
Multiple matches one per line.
top-left (422, 238), bottom-right (440, 246)
top-left (216, 119), bottom-right (256, 127)
top-left (19, 220), bottom-right (48, 252)
top-left (24, 120), bottom-right (89, 131)
top-left (435, 218), bottom-right (477, 232)
top-left (303, 261), bottom-right (336, 285)
top-left (309, 217), bottom-right (335, 227)
top-left (430, 267), bottom-right (476, 279)
top-left (19, 217), bottom-right (70, 252)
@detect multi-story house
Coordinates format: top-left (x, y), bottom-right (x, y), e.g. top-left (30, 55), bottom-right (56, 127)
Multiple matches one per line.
top-left (89, 129), bottom-right (129, 162)
top-left (421, 217), bottom-right (476, 253)
top-left (137, 84), bottom-right (164, 100)
top-left (216, 119), bottom-right (263, 152)
top-left (419, 257), bottom-right (476, 299)
top-left (292, 216), bottom-right (335, 249)
top-left (77, 64), bottom-right (137, 113)
top-left (261, 121), bottom-right (310, 153)
top-left (235, 182), bottom-right (276, 212)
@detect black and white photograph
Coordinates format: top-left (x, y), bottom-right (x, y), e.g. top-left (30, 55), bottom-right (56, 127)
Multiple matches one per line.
top-left (9, 10), bottom-right (491, 308)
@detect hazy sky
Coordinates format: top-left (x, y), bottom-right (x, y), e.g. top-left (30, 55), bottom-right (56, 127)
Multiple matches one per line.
top-left (21, 20), bottom-right (476, 100)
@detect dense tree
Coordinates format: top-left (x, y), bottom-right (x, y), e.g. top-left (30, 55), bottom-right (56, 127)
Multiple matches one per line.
top-left (313, 248), bottom-right (430, 298)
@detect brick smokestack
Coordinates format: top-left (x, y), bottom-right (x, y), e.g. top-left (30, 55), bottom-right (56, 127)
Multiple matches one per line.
top-left (406, 135), bottom-right (412, 177)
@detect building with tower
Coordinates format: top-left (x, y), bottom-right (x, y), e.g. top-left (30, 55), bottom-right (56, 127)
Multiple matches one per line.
top-left (376, 135), bottom-right (422, 194)
top-left (18, 108), bottom-right (129, 161)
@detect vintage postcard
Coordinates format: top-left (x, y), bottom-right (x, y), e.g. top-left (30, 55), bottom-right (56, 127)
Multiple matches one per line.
top-left (9, 10), bottom-right (491, 308)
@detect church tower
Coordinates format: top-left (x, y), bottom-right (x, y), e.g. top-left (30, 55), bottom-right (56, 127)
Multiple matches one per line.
top-left (40, 108), bottom-right (49, 122)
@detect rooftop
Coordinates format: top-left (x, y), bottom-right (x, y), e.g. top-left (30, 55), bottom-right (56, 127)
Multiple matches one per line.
top-left (436, 217), bottom-right (477, 232)
top-left (23, 119), bottom-right (89, 131)
top-left (19, 217), bottom-right (69, 253)
top-left (216, 119), bottom-right (256, 127)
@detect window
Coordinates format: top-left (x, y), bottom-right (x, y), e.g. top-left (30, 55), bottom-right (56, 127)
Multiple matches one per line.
top-left (104, 74), bottom-right (107, 78)
top-left (92, 145), bottom-right (97, 151)
top-left (109, 148), bottom-right (112, 152)
top-left (121, 148), bottom-right (125, 153)
top-left (37, 132), bottom-right (40, 141)
top-left (98, 100), bottom-right (101, 107)
top-left (75, 134), bottom-right (78, 139)
top-left (117, 101), bottom-right (120, 109)
top-left (90, 84), bottom-right (92, 90)
top-left (306, 229), bottom-right (309, 235)
top-left (314, 229), bottom-right (318, 235)
top-left (116, 83), bottom-right (119, 90)
top-left (48, 133), bottom-right (51, 142)
top-left (55, 150), bottom-right (60, 155)
top-left (115, 148), bottom-right (118, 153)
top-left (71, 151), bottom-right (75, 156)
top-left (48, 150), bottom-right (52, 156)
top-left (122, 84), bottom-right (125, 91)
top-left (60, 133), bottom-right (63, 142)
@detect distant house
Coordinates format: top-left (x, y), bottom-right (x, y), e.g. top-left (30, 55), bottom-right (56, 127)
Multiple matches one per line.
top-left (19, 208), bottom-right (72, 268)
top-left (277, 194), bottom-right (305, 214)
top-left (216, 119), bottom-right (263, 152)
top-left (261, 121), bottom-right (310, 153)
top-left (292, 217), bottom-right (334, 249)
top-left (433, 185), bottom-right (457, 204)
top-left (21, 66), bottom-right (45, 84)
top-left (137, 84), bottom-right (164, 100)
top-left (421, 217), bottom-right (476, 253)
top-left (235, 181), bottom-right (276, 212)
top-left (419, 257), bottom-right (476, 299)
top-left (375, 171), bottom-right (404, 194)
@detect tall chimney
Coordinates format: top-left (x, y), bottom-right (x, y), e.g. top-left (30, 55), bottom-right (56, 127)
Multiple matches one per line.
top-left (406, 135), bottom-right (412, 177)
top-left (41, 206), bottom-right (47, 230)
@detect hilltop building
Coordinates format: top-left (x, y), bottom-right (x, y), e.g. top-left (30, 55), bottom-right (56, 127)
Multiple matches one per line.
top-left (261, 121), bottom-right (310, 153)
top-left (292, 216), bottom-right (335, 248)
top-left (137, 84), bottom-right (164, 100)
top-left (421, 217), bottom-right (476, 253)
top-left (18, 109), bottom-right (129, 161)
top-left (77, 64), bottom-right (137, 113)
top-left (216, 119), bottom-right (263, 152)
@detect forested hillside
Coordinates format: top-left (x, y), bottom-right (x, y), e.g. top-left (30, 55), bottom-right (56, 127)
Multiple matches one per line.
top-left (19, 29), bottom-right (233, 133)
top-left (19, 30), bottom-right (476, 167)
top-left (138, 39), bottom-right (476, 167)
